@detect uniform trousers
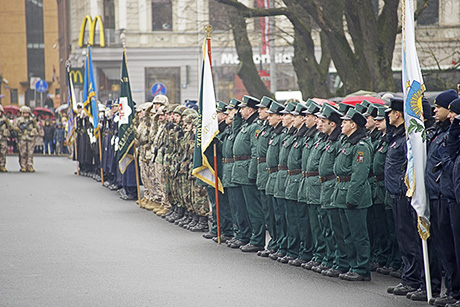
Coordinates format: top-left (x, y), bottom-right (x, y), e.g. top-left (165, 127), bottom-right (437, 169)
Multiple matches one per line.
top-left (328, 208), bottom-right (351, 272)
top-left (227, 186), bottom-right (251, 243)
top-left (207, 186), bottom-right (234, 237)
top-left (307, 204), bottom-right (327, 263)
top-left (297, 202), bottom-right (313, 261)
top-left (273, 197), bottom-right (288, 254)
top-left (18, 139), bottom-right (35, 169)
top-left (261, 191), bottom-right (277, 251)
top-left (242, 184), bottom-right (265, 247)
top-left (284, 199), bottom-right (301, 258)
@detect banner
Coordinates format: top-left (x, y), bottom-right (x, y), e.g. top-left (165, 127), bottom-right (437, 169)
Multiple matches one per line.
top-left (83, 45), bottom-right (100, 137)
top-left (192, 39), bottom-right (223, 192)
top-left (65, 65), bottom-right (77, 145)
top-left (402, 0), bottom-right (430, 239)
top-left (117, 49), bottom-right (135, 174)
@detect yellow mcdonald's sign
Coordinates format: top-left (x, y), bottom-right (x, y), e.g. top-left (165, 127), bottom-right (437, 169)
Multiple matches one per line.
top-left (78, 15), bottom-right (105, 47)
top-left (69, 68), bottom-right (84, 85)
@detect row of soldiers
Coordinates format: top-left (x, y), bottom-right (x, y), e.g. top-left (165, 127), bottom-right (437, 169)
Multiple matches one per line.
top-left (184, 92), bottom-right (459, 306)
top-left (0, 105), bottom-right (40, 172)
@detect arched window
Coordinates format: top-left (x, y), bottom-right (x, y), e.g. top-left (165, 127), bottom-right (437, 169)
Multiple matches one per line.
top-left (152, 0), bottom-right (172, 31)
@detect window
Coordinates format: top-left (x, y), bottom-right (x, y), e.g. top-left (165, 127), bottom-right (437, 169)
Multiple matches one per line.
top-left (209, 0), bottom-right (229, 31)
top-left (104, 0), bottom-right (115, 29)
top-left (417, 0), bottom-right (438, 26)
top-left (25, 0), bottom-right (45, 79)
top-left (152, 0), bottom-right (172, 31)
top-left (11, 89), bottom-right (18, 104)
top-left (145, 67), bottom-right (180, 103)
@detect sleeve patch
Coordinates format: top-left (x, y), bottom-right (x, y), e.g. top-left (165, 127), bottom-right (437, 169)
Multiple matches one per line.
top-left (357, 151), bottom-right (364, 163)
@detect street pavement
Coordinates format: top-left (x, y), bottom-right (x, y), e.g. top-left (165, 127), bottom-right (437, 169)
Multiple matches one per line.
top-left (1, 156), bottom-right (431, 307)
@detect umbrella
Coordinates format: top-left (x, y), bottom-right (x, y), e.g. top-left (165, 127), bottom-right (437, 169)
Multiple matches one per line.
top-left (341, 95), bottom-right (385, 106)
top-left (3, 105), bottom-right (20, 115)
top-left (55, 104), bottom-right (69, 113)
top-left (33, 107), bottom-right (55, 119)
top-left (312, 98), bottom-right (336, 107)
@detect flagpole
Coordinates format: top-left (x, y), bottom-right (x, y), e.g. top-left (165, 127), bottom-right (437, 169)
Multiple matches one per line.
top-left (134, 146), bottom-right (141, 205)
top-left (205, 25), bottom-right (222, 244)
top-left (98, 133), bottom-right (104, 185)
top-left (74, 138), bottom-right (79, 175)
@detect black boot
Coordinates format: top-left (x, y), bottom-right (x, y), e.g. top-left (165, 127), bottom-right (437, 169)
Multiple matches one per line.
top-left (162, 204), bottom-right (176, 219)
top-left (190, 216), bottom-right (209, 232)
top-left (168, 206), bottom-right (184, 223)
top-left (185, 214), bottom-right (199, 229)
top-left (177, 210), bottom-right (191, 226)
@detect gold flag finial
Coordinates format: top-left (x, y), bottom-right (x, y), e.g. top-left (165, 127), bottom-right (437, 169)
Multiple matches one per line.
top-left (204, 24), bottom-right (213, 38)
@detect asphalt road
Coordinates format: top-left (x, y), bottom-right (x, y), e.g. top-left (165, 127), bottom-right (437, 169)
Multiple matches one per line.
top-left (0, 156), bottom-right (430, 307)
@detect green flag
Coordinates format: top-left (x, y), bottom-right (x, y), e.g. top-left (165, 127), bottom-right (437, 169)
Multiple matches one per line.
top-left (117, 49), bottom-right (135, 174)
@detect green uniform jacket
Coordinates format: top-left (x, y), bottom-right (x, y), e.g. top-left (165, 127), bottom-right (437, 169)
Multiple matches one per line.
top-left (367, 128), bottom-right (383, 205)
top-left (285, 125), bottom-right (308, 201)
top-left (298, 127), bottom-right (322, 204)
top-left (274, 127), bottom-right (297, 199)
top-left (255, 121), bottom-right (273, 191)
top-left (332, 129), bottom-right (372, 209)
top-left (372, 134), bottom-right (392, 208)
top-left (319, 127), bottom-right (342, 209)
top-left (265, 123), bottom-right (284, 195)
top-left (232, 112), bottom-right (260, 185)
top-left (222, 114), bottom-right (243, 188)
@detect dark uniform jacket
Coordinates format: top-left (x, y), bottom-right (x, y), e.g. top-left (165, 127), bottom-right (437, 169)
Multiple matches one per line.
top-left (384, 124), bottom-right (407, 197)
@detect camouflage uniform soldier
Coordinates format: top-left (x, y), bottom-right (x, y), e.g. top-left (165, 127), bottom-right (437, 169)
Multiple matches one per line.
top-left (14, 106), bottom-right (40, 172)
top-left (136, 103), bottom-right (153, 209)
top-left (0, 105), bottom-right (13, 172)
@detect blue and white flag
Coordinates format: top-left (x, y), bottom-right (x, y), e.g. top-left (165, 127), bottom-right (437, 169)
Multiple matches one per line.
top-left (83, 45), bottom-right (100, 137)
top-left (402, 0), bottom-right (430, 239)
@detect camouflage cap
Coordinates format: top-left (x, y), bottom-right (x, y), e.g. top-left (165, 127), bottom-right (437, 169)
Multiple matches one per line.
top-left (216, 101), bottom-right (228, 112)
top-left (20, 106), bottom-right (31, 113)
top-left (182, 108), bottom-right (198, 118)
top-left (184, 113), bottom-right (198, 124)
top-left (155, 105), bottom-right (166, 115)
top-left (143, 102), bottom-right (153, 111)
top-left (280, 101), bottom-right (298, 114)
top-left (152, 94), bottom-right (169, 105)
top-left (173, 105), bottom-right (188, 116)
top-left (256, 96), bottom-right (274, 108)
top-left (341, 108), bottom-right (367, 127)
top-left (166, 104), bottom-right (179, 114)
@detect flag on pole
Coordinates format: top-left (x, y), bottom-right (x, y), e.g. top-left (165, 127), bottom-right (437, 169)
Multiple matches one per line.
top-left (401, 0), bottom-right (430, 239)
top-left (65, 64), bottom-right (77, 145)
top-left (117, 49), bottom-right (135, 174)
top-left (83, 45), bottom-right (100, 137)
top-left (192, 39), bottom-right (223, 192)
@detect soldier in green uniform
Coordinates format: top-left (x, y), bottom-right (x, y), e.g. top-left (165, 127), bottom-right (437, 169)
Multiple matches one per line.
top-left (315, 103), bottom-right (350, 276)
top-left (232, 95), bottom-right (265, 253)
top-left (14, 106), bottom-right (40, 172)
top-left (296, 100), bottom-right (323, 268)
top-left (271, 101), bottom-right (298, 261)
top-left (0, 105), bottom-right (14, 172)
top-left (284, 102), bottom-right (310, 266)
top-left (222, 99), bottom-right (251, 248)
top-left (333, 108), bottom-right (372, 281)
top-left (254, 97), bottom-right (276, 257)
top-left (203, 101), bottom-right (234, 241)
top-left (264, 101), bottom-right (285, 259)
top-left (373, 105), bottom-right (402, 276)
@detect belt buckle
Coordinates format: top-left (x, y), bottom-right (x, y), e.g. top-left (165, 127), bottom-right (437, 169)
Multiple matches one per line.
top-left (288, 170), bottom-right (291, 176)
top-left (374, 176), bottom-right (378, 182)
top-left (257, 157), bottom-right (260, 163)
top-left (337, 176), bottom-right (340, 183)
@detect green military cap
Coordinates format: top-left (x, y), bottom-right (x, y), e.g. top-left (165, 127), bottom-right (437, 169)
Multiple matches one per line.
top-left (256, 96), bottom-right (274, 108)
top-left (354, 103), bottom-right (368, 115)
top-left (291, 103), bottom-right (308, 116)
top-left (226, 98), bottom-right (241, 110)
top-left (266, 101), bottom-right (285, 114)
top-left (361, 99), bottom-right (372, 108)
top-left (216, 101), bottom-right (228, 113)
top-left (341, 108), bottom-right (367, 127)
top-left (280, 101), bottom-right (298, 114)
top-left (317, 103), bottom-right (342, 123)
top-left (166, 104), bottom-right (179, 113)
top-left (338, 102), bottom-right (354, 115)
top-left (183, 113), bottom-right (198, 124)
top-left (303, 101), bottom-right (321, 115)
top-left (374, 105), bottom-right (388, 120)
top-left (240, 95), bottom-right (260, 109)
top-left (305, 98), bottom-right (316, 108)
top-left (173, 105), bottom-right (188, 115)
top-left (363, 103), bottom-right (379, 118)
top-left (182, 108), bottom-right (198, 118)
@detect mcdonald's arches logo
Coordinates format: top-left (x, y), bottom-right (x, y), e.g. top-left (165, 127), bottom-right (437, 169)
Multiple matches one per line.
top-left (69, 68), bottom-right (84, 85)
top-left (79, 15), bottom-right (105, 47)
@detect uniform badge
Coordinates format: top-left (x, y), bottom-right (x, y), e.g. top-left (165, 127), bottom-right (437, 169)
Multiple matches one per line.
top-left (378, 146), bottom-right (384, 152)
top-left (342, 148), bottom-right (346, 153)
top-left (325, 145), bottom-right (330, 150)
top-left (283, 141), bottom-right (286, 147)
top-left (390, 141), bottom-right (396, 148)
top-left (294, 142), bottom-right (298, 148)
top-left (315, 143), bottom-right (319, 149)
top-left (261, 131), bottom-right (266, 136)
top-left (357, 151), bottom-right (364, 163)
top-left (241, 126), bottom-right (245, 132)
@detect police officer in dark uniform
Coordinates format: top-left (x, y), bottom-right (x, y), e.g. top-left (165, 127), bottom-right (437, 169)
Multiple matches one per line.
top-left (385, 97), bottom-right (422, 296)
